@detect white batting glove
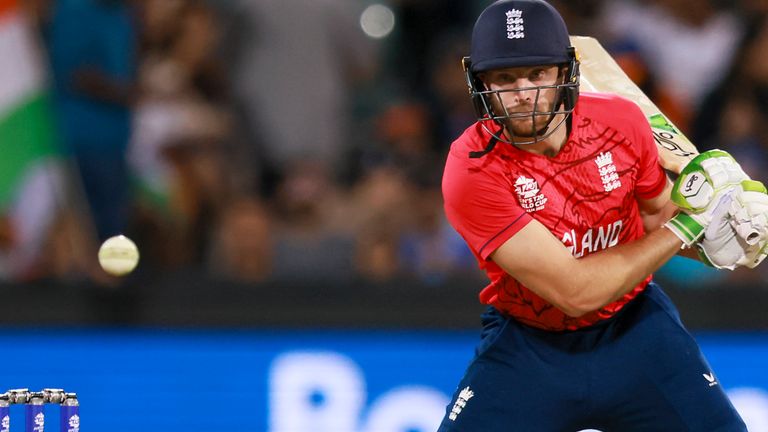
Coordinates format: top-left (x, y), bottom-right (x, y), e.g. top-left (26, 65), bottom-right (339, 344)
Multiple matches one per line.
top-left (695, 202), bottom-right (740, 270)
top-left (699, 180), bottom-right (768, 269)
top-left (664, 150), bottom-right (748, 247)
top-left (731, 180), bottom-right (768, 248)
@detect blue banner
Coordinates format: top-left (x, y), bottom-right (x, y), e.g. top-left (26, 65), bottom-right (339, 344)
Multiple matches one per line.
top-left (0, 330), bottom-right (765, 431)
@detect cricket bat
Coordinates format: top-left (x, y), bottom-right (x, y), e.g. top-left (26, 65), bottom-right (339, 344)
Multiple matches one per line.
top-left (571, 36), bottom-right (764, 246)
top-left (570, 36), bottom-right (697, 174)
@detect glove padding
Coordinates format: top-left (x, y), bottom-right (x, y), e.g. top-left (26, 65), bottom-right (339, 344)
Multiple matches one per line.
top-left (665, 149), bottom-right (748, 247)
top-left (697, 180), bottom-right (768, 269)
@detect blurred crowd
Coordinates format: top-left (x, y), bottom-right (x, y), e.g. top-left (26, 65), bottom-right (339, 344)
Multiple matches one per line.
top-left (2, 0), bottom-right (768, 290)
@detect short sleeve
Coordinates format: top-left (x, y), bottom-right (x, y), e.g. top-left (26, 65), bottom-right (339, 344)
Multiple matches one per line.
top-left (442, 150), bottom-right (533, 260)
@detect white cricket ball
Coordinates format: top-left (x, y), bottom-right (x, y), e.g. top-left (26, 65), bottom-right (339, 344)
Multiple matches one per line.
top-left (98, 235), bottom-right (140, 276)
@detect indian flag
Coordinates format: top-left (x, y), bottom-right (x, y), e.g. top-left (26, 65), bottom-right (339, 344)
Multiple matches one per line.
top-left (0, 0), bottom-right (58, 210)
top-left (0, 0), bottom-right (66, 277)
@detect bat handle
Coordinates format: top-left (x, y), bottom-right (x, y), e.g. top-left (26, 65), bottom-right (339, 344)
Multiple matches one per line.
top-left (734, 220), bottom-right (762, 246)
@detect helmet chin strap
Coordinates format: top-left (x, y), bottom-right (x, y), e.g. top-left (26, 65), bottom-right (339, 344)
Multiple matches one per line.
top-left (470, 113), bottom-right (569, 158)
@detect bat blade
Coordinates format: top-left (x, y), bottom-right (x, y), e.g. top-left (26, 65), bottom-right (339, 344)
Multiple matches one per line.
top-left (571, 36), bottom-right (762, 245)
top-left (570, 35), bottom-right (698, 174)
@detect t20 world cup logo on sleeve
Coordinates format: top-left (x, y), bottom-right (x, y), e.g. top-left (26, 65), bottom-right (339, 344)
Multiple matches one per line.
top-left (514, 176), bottom-right (547, 212)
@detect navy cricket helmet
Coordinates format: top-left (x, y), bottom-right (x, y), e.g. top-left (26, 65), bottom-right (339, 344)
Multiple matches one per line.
top-left (463, 0), bottom-right (580, 155)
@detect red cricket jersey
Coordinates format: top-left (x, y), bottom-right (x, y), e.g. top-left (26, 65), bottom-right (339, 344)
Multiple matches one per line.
top-left (442, 92), bottom-right (668, 331)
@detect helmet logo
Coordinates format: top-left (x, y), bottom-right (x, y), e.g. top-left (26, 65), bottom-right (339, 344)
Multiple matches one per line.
top-left (506, 9), bottom-right (525, 39)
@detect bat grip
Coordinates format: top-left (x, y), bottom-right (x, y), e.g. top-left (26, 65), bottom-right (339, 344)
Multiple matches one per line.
top-left (734, 220), bottom-right (762, 246)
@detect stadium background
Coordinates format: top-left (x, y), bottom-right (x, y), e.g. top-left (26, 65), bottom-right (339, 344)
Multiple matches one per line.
top-left (0, 0), bottom-right (767, 430)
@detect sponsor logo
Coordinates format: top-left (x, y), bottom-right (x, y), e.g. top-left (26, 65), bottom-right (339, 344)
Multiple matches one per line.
top-left (269, 351), bottom-right (449, 431)
top-left (685, 174), bottom-right (700, 193)
top-left (449, 387), bottom-right (474, 421)
top-left (68, 414), bottom-right (80, 432)
top-left (679, 172), bottom-right (711, 209)
top-left (703, 372), bottom-right (719, 387)
top-left (32, 412), bottom-right (44, 432)
top-left (649, 114), bottom-right (679, 134)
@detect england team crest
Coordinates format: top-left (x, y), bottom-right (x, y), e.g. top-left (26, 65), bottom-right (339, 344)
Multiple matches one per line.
top-left (595, 151), bottom-right (621, 192)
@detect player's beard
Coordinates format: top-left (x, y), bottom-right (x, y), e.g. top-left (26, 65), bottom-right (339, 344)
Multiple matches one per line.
top-left (492, 91), bottom-right (558, 140)
top-left (493, 89), bottom-right (556, 144)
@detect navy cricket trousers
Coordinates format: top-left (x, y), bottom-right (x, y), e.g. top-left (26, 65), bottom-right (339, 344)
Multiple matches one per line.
top-left (437, 282), bottom-right (747, 431)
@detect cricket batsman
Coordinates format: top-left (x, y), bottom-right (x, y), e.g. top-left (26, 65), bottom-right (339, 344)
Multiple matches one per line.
top-left (438, 0), bottom-right (768, 430)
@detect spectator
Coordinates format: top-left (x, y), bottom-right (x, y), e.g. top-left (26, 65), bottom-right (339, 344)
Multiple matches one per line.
top-left (353, 213), bottom-right (401, 282)
top-left (48, 0), bottom-right (139, 241)
top-left (398, 187), bottom-right (479, 285)
top-left (129, 0), bottom-right (241, 270)
top-left (350, 167), bottom-right (414, 282)
top-left (21, 0), bottom-right (55, 41)
top-left (223, 0), bottom-right (377, 186)
top-left (715, 90), bottom-right (768, 182)
top-left (268, 161), bottom-right (356, 285)
top-left (208, 196), bottom-right (272, 283)
top-left (426, 34), bottom-right (477, 150)
top-left (601, 0), bottom-right (743, 132)
top-left (386, 0), bottom-right (480, 98)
